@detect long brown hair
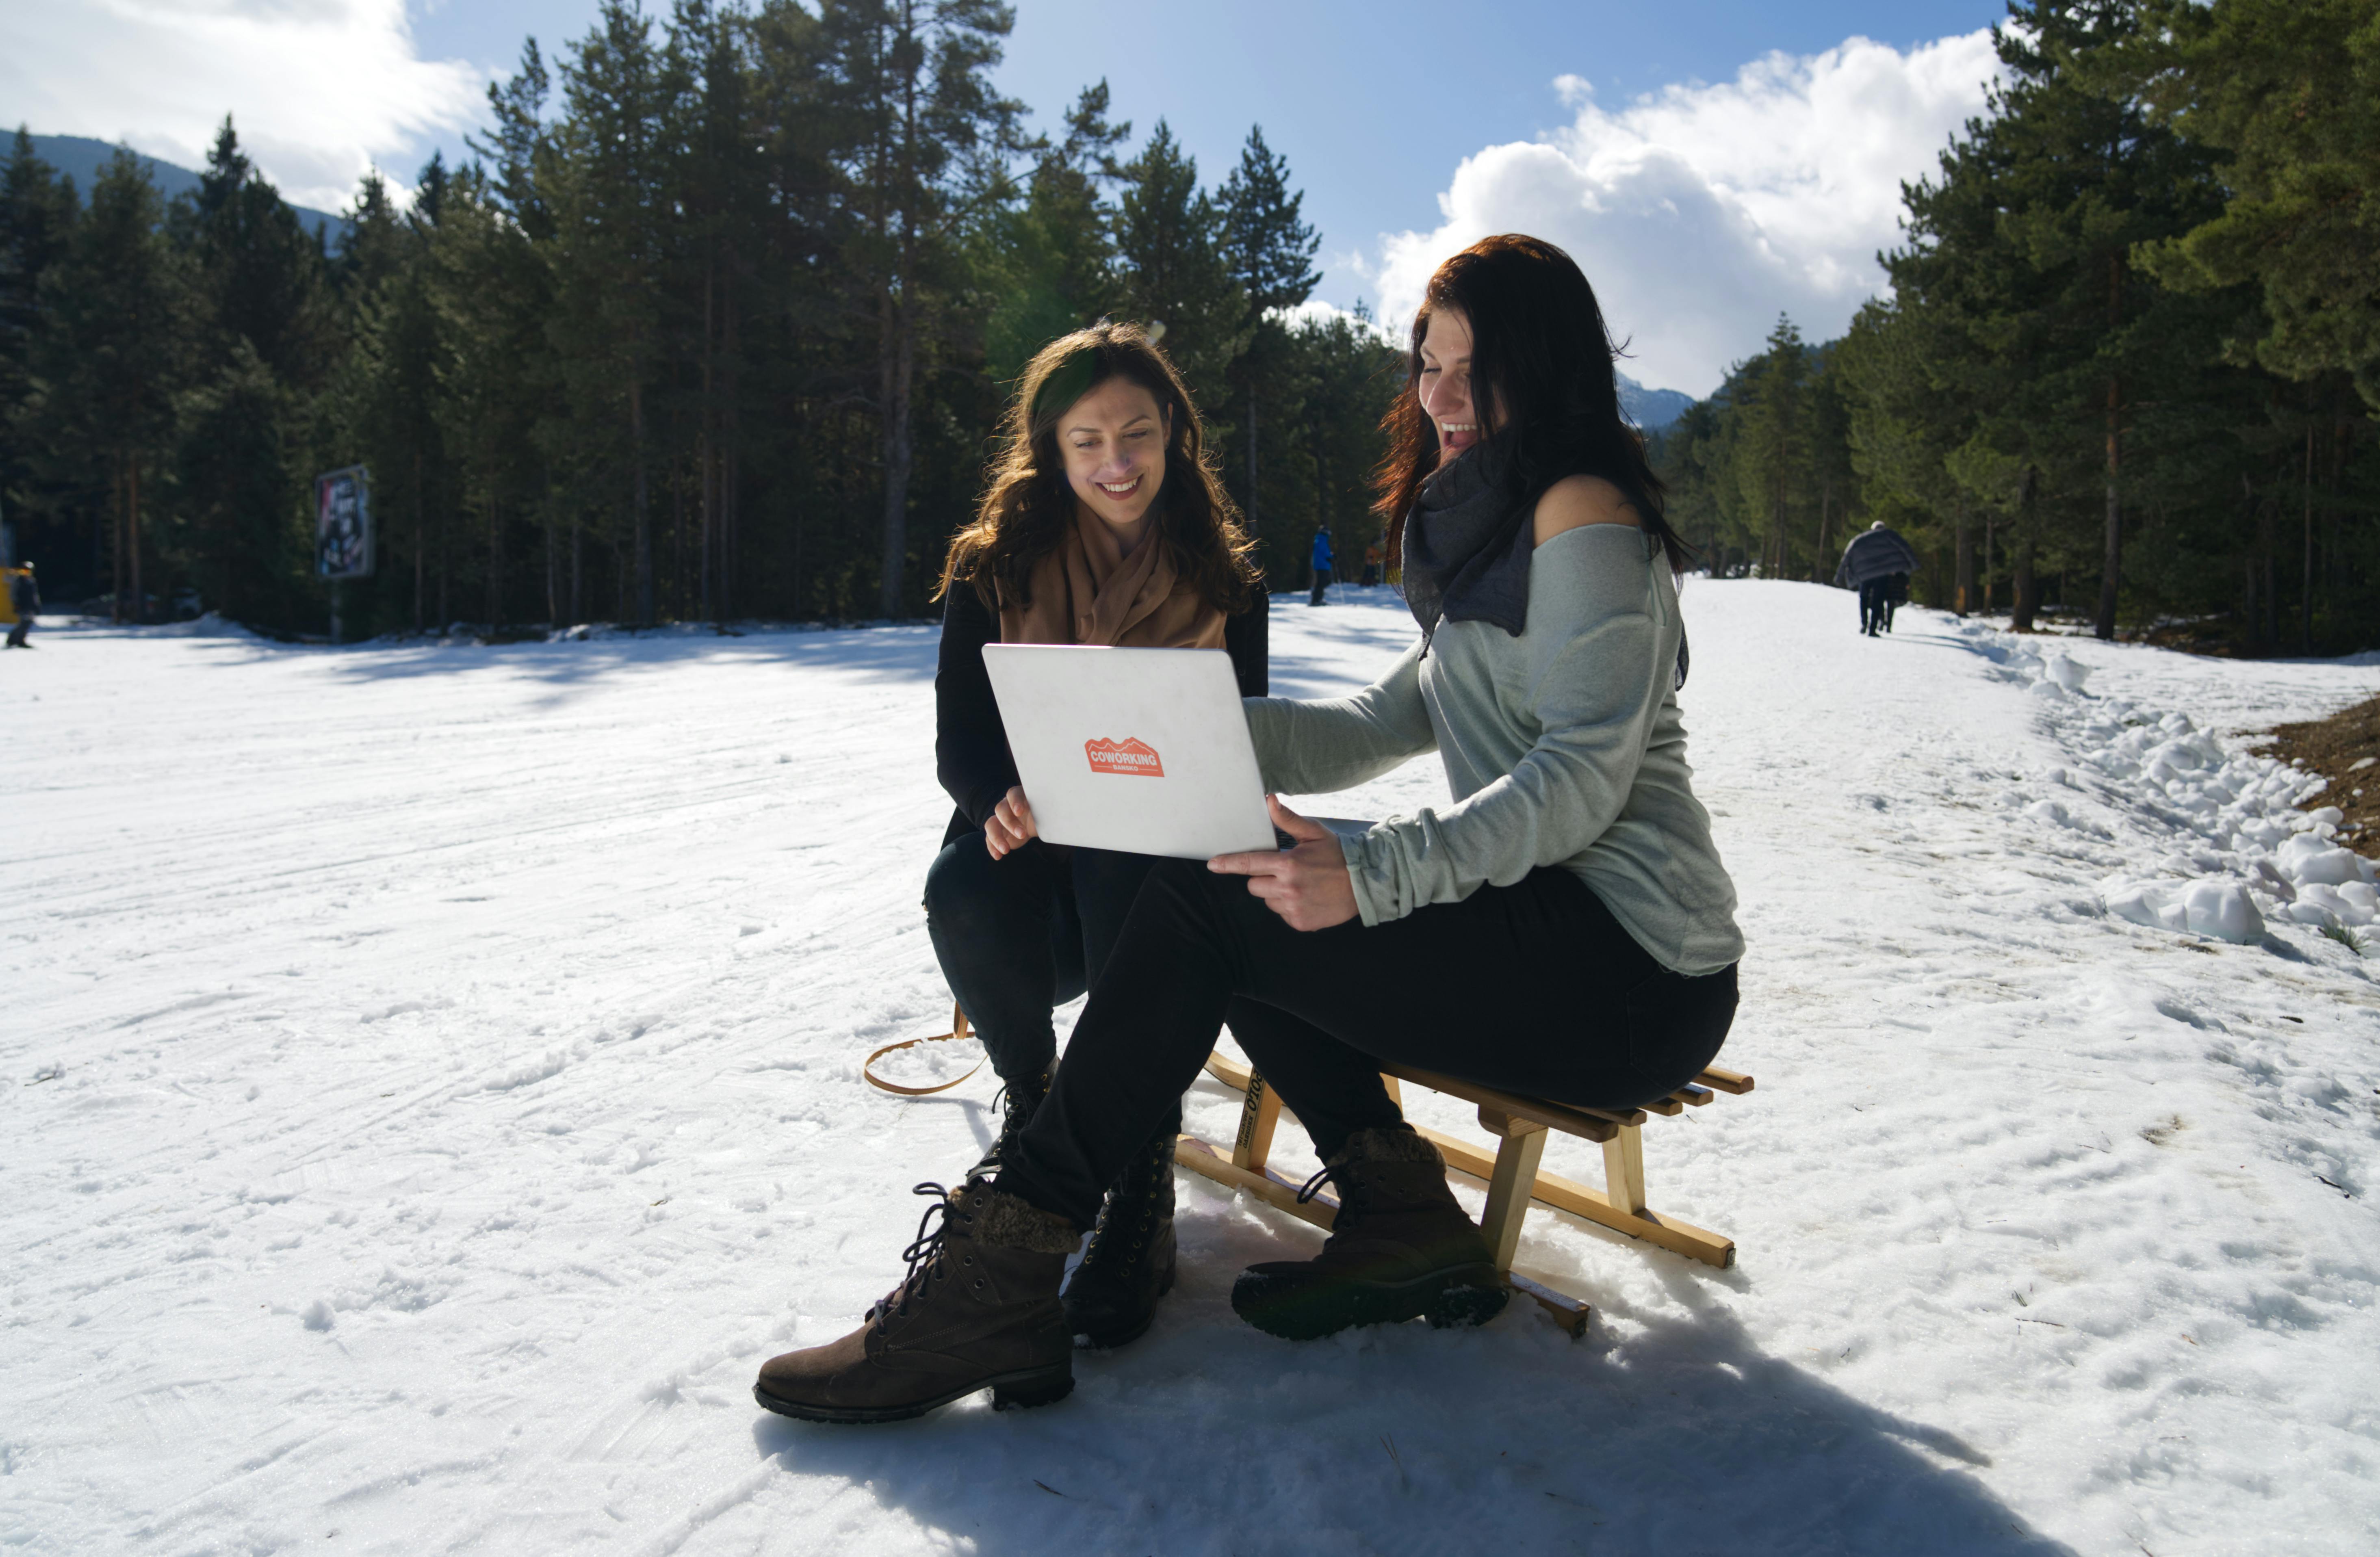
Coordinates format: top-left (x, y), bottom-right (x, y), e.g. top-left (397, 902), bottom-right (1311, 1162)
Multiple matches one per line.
top-left (940, 321), bottom-right (1259, 612)
top-left (1373, 234), bottom-right (1689, 577)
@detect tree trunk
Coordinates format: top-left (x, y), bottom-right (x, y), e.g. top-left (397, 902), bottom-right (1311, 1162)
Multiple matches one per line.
top-left (2301, 424), bottom-right (2314, 652)
top-left (1814, 480), bottom-right (1832, 584)
top-left (1246, 389), bottom-right (1259, 535)
top-left (126, 458), bottom-right (144, 624)
top-left (570, 515), bottom-right (583, 624)
top-left (2096, 253), bottom-right (2123, 641)
top-left (700, 261), bottom-right (715, 623)
top-left (2011, 466), bottom-right (2040, 632)
top-left (1954, 498), bottom-right (1974, 616)
top-left (412, 450), bottom-right (425, 632)
top-left (111, 462), bottom-right (126, 623)
top-left (1983, 513), bottom-right (1996, 613)
top-left (720, 269), bottom-right (740, 621)
top-left (672, 462), bottom-right (686, 621)
top-left (878, 286), bottom-right (916, 619)
top-left (486, 497), bottom-right (503, 627)
top-left (631, 379), bottom-right (653, 626)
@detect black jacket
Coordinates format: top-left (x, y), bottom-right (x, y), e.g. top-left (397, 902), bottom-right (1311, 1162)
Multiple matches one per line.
top-left (934, 581), bottom-right (1270, 845)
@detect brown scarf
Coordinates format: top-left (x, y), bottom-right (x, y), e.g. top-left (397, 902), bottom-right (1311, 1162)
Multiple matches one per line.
top-left (996, 513), bottom-right (1227, 650)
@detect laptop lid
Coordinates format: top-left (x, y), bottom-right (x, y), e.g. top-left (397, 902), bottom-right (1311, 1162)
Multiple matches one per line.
top-left (981, 644), bottom-right (1276, 860)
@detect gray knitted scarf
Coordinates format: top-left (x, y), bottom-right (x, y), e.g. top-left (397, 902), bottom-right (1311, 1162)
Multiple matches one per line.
top-left (1400, 431), bottom-right (1691, 687)
top-left (1400, 432), bottom-right (1532, 647)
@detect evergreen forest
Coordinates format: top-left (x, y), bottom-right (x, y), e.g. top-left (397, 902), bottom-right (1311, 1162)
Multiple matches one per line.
top-left (1656, 0), bottom-right (2380, 652)
top-left (0, 0), bottom-right (2374, 654)
top-left (0, 0), bottom-right (1392, 637)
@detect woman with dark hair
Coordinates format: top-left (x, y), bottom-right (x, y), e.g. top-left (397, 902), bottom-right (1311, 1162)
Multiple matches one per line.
top-left (917, 320), bottom-right (1267, 1351)
top-left (755, 236), bottom-right (1740, 1424)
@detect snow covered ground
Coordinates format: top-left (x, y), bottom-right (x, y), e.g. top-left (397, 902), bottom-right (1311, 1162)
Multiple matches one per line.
top-left (4, 581), bottom-right (2376, 1557)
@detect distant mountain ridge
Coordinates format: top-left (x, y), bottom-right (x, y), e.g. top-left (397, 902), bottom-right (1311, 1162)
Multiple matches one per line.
top-left (1617, 372), bottom-right (1692, 432)
top-left (12, 132), bottom-right (347, 243)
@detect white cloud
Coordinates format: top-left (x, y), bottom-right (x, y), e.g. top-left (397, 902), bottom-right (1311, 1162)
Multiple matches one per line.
top-left (1374, 32), bottom-right (2002, 398)
top-left (0, 0), bottom-right (486, 212)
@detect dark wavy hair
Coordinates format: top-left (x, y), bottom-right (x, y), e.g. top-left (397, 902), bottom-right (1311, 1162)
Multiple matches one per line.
top-left (939, 320), bottom-right (1258, 612)
top-left (1374, 234), bottom-right (1690, 578)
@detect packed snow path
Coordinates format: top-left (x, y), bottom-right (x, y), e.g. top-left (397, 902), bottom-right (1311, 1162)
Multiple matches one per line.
top-left (4, 583), bottom-right (2376, 1557)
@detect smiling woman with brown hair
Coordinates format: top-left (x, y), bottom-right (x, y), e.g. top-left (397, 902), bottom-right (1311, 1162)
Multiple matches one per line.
top-left (914, 320), bottom-right (1267, 1352)
top-left (757, 239), bottom-right (1741, 1426)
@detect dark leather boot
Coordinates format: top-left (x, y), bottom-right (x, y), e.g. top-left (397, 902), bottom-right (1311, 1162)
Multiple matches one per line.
top-left (968, 1063), bottom-right (1052, 1180)
top-left (1231, 1127), bottom-right (1507, 1341)
top-left (1061, 1130), bottom-right (1178, 1348)
top-left (754, 1181), bottom-right (1079, 1423)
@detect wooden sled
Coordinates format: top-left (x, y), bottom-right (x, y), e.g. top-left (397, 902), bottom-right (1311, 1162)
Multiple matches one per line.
top-left (1174, 1050), bottom-right (1754, 1338)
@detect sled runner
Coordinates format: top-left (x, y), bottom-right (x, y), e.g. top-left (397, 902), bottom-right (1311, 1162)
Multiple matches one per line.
top-left (1174, 1049), bottom-right (1754, 1337)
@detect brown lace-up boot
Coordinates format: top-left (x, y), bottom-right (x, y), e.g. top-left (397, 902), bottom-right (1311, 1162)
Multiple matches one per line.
top-left (754, 1181), bottom-right (1079, 1423)
top-left (1060, 1129), bottom-right (1178, 1348)
top-left (1230, 1126), bottom-right (1508, 1341)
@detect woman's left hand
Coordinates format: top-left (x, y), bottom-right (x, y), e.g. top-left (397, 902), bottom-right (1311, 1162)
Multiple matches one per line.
top-left (1208, 797), bottom-right (1359, 931)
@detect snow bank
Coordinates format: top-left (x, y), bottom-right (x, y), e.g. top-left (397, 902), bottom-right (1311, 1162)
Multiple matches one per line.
top-left (1960, 634), bottom-right (2380, 939)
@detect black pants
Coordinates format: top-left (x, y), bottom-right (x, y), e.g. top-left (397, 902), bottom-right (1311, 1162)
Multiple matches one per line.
top-left (1309, 567), bottom-right (1332, 606)
top-left (1858, 577), bottom-right (1905, 635)
top-left (1002, 858), bottom-right (1739, 1230)
top-left (923, 833), bottom-right (1168, 1117)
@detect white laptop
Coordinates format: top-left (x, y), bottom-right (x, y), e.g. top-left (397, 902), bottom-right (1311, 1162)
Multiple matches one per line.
top-left (982, 644), bottom-right (1277, 860)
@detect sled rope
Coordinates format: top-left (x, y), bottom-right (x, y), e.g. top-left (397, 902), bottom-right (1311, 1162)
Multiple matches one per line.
top-left (863, 1005), bottom-right (985, 1096)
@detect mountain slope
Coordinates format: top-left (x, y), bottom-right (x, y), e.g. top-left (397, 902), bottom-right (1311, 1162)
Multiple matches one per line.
top-left (14, 131), bottom-right (347, 242)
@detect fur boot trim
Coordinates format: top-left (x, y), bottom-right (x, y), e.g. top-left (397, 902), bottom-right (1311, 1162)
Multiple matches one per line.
top-left (1327, 1126), bottom-right (1444, 1170)
top-left (960, 1185), bottom-right (1083, 1254)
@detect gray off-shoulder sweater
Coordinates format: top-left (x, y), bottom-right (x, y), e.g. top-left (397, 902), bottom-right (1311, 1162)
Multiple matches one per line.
top-left (1243, 523), bottom-right (1744, 976)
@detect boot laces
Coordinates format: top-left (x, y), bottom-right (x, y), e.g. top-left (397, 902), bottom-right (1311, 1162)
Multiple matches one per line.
top-left (877, 1181), bottom-right (958, 1319)
top-left (1082, 1138), bottom-right (1169, 1266)
top-left (1295, 1163), bottom-right (1342, 1206)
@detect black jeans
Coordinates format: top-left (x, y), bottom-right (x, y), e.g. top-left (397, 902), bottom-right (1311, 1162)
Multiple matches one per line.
top-left (1002, 858), bottom-right (1739, 1230)
top-left (923, 834), bottom-right (1168, 1118)
top-left (1309, 567), bottom-right (1332, 606)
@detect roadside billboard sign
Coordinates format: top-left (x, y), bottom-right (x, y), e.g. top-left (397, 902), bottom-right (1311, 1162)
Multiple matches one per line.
top-left (315, 466), bottom-right (373, 581)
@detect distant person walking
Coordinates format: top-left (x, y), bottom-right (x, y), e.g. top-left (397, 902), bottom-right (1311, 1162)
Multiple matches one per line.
top-left (1309, 524), bottom-right (1334, 606)
top-left (1834, 522), bottom-right (1916, 637)
top-left (1361, 540), bottom-right (1383, 587)
top-left (4, 562), bottom-right (36, 648)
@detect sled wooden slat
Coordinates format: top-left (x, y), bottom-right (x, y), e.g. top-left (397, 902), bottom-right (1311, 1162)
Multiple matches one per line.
top-left (1181, 1040), bottom-right (1754, 1334)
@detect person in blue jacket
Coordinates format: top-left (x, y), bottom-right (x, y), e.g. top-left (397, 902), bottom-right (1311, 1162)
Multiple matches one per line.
top-left (1309, 524), bottom-right (1334, 606)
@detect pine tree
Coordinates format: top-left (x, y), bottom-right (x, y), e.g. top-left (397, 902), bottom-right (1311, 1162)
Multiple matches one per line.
top-left (0, 128), bottom-right (79, 558)
top-left (550, 0), bottom-right (676, 625)
top-left (820, 0), bottom-right (1021, 617)
top-left (27, 150), bottom-right (188, 621)
top-left (1112, 121), bottom-right (1244, 411)
top-left (1219, 125), bottom-right (1318, 541)
top-left (981, 82), bottom-right (1127, 383)
top-left (2138, 0), bottom-right (2380, 412)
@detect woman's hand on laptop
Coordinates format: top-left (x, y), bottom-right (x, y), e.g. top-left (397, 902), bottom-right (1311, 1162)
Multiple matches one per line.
top-left (984, 786), bottom-right (1039, 860)
top-left (1209, 797), bottom-right (1357, 931)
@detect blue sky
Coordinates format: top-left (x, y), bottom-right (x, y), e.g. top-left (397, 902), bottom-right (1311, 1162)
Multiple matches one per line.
top-left (412, 0), bottom-right (2008, 301)
top-left (3, 1), bottom-right (2013, 392)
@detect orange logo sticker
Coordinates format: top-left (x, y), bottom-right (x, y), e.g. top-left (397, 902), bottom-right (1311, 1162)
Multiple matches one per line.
top-left (1086, 737), bottom-right (1164, 777)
